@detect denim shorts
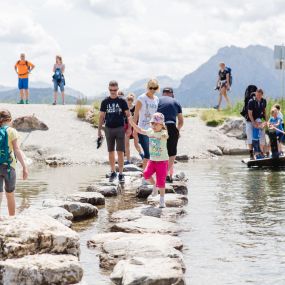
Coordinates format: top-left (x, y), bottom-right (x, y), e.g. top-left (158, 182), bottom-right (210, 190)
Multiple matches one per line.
top-left (18, 78), bottom-right (29, 90)
top-left (138, 134), bottom-right (150, 159)
top-left (53, 80), bottom-right (64, 92)
top-left (0, 165), bottom-right (16, 193)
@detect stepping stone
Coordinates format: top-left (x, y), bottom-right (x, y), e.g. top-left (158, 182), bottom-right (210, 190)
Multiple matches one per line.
top-left (86, 185), bottom-right (118, 197)
top-left (175, 154), bottom-right (189, 162)
top-left (171, 181), bottom-right (188, 195)
top-left (136, 184), bottom-right (174, 199)
top-left (66, 192), bottom-right (105, 206)
top-left (147, 194), bottom-right (188, 207)
top-left (0, 254), bottom-right (83, 285)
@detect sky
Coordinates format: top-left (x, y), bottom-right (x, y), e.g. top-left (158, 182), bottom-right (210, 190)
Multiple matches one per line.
top-left (1, 0), bottom-right (285, 96)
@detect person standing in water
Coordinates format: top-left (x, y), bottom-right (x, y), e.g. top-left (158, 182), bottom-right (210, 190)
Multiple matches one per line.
top-left (52, 55), bottom-right (65, 105)
top-left (14, 53), bottom-right (35, 104)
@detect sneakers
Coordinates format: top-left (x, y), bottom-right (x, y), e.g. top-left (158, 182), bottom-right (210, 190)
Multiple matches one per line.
top-left (124, 160), bottom-right (131, 165)
top-left (141, 178), bottom-right (150, 185)
top-left (17, 99), bottom-right (24, 104)
top-left (159, 197), bottom-right (166, 208)
top-left (151, 186), bottom-right (158, 197)
top-left (118, 173), bottom-right (125, 183)
top-left (213, 105), bottom-right (219, 110)
top-left (255, 154), bottom-right (264, 160)
top-left (109, 172), bottom-right (117, 182)
top-left (52, 102), bottom-right (57, 105)
top-left (166, 175), bottom-right (173, 183)
top-left (26, 100), bottom-right (29, 104)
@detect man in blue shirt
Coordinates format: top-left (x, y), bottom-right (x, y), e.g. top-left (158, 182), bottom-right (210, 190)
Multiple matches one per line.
top-left (157, 87), bottom-right (184, 182)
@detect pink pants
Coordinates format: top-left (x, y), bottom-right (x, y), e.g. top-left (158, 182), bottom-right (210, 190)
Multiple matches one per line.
top-left (143, 160), bottom-right (168, 188)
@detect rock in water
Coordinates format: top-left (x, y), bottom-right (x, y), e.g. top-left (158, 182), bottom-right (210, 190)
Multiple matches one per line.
top-left (175, 154), bottom-right (189, 162)
top-left (42, 199), bottom-right (98, 220)
top-left (136, 185), bottom-right (174, 199)
top-left (171, 181), bottom-right (188, 195)
top-left (12, 115), bottom-right (48, 132)
top-left (66, 192), bottom-right (105, 206)
top-left (147, 194), bottom-right (188, 207)
top-left (0, 254), bottom-right (83, 285)
top-left (0, 215), bottom-right (80, 260)
top-left (86, 185), bottom-right (118, 197)
top-left (110, 257), bottom-right (185, 285)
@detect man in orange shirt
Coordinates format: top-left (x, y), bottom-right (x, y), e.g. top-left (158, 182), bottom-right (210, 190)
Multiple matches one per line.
top-left (14, 53), bottom-right (35, 104)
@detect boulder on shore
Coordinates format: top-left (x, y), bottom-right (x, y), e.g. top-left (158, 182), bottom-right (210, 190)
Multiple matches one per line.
top-left (110, 257), bottom-right (185, 285)
top-left (12, 115), bottom-right (48, 132)
top-left (0, 215), bottom-right (80, 260)
top-left (0, 254), bottom-right (83, 285)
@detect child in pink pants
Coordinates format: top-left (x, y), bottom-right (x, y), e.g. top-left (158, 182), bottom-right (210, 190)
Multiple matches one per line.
top-left (129, 112), bottom-right (169, 208)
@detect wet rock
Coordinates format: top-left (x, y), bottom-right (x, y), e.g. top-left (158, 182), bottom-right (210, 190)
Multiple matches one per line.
top-left (175, 154), bottom-right (189, 162)
top-left (136, 185), bottom-right (174, 199)
top-left (12, 115), bottom-right (48, 132)
top-left (147, 194), bottom-right (188, 207)
top-left (111, 216), bottom-right (182, 235)
top-left (0, 215), bottom-right (80, 260)
top-left (66, 192), bottom-right (105, 206)
top-left (42, 199), bottom-right (98, 220)
top-left (122, 171), bottom-right (142, 177)
top-left (0, 254), bottom-right (83, 285)
top-left (93, 234), bottom-right (184, 270)
top-left (110, 257), bottom-right (185, 285)
top-left (208, 147), bottom-right (223, 156)
top-left (86, 185), bottom-right (118, 197)
top-left (222, 147), bottom-right (249, 155)
top-left (171, 181), bottom-right (188, 195)
top-left (45, 155), bottom-right (71, 167)
top-left (173, 171), bottom-right (188, 182)
top-left (110, 206), bottom-right (186, 223)
top-left (121, 164), bottom-right (142, 172)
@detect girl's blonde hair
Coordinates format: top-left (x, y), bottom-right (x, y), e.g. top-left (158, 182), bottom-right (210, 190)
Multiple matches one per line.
top-left (56, 55), bottom-right (63, 64)
top-left (0, 109), bottom-right (12, 126)
top-left (147, 79), bottom-right (159, 91)
top-left (271, 107), bottom-right (278, 116)
top-left (126, 93), bottom-right (136, 101)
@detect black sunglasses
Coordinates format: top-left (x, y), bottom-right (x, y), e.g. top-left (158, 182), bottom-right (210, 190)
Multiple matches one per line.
top-left (149, 86), bottom-right (158, 90)
top-left (109, 89), bottom-right (118, 92)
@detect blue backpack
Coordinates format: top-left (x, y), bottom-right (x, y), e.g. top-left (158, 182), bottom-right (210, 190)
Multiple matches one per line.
top-left (52, 68), bottom-right (64, 84)
top-left (225, 66), bottom-right (233, 86)
top-left (0, 126), bottom-right (12, 176)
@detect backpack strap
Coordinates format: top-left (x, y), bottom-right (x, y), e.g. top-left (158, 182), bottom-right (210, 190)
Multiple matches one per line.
top-left (2, 126), bottom-right (11, 179)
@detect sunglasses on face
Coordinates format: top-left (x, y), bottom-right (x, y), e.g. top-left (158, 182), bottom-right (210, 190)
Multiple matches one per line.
top-left (149, 86), bottom-right (158, 90)
top-left (109, 89), bottom-right (118, 92)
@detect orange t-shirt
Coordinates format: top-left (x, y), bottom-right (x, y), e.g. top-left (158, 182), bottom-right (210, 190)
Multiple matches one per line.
top-left (15, 60), bottom-right (34, 79)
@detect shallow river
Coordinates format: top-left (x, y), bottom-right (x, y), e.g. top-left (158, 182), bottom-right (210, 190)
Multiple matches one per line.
top-left (4, 157), bottom-right (285, 285)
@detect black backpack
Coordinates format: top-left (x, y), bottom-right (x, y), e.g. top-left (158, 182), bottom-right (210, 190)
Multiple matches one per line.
top-left (240, 85), bottom-right (258, 118)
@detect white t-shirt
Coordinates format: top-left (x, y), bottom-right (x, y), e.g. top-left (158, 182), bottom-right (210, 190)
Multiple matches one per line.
top-left (137, 93), bottom-right (159, 130)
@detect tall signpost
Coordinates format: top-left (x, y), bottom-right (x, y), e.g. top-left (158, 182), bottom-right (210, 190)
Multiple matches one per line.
top-left (274, 45), bottom-right (285, 110)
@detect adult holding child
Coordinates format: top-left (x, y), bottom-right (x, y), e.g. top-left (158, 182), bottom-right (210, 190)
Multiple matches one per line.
top-left (14, 53), bottom-right (35, 104)
top-left (133, 79), bottom-right (159, 172)
top-left (52, 55), bottom-right (65, 105)
top-left (157, 87), bottom-right (184, 183)
top-left (98, 81), bottom-right (131, 183)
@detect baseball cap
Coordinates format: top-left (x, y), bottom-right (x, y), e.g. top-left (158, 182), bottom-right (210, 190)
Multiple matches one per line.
top-left (150, 112), bottom-right (165, 125)
top-left (162, 87), bottom-right (173, 93)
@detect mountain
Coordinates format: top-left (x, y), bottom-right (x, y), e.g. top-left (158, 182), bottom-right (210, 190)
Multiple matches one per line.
top-left (176, 45), bottom-right (280, 107)
top-left (127, 75), bottom-right (180, 96)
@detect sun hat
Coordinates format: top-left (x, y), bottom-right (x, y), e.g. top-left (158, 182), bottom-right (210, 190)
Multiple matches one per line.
top-left (150, 112), bottom-right (165, 125)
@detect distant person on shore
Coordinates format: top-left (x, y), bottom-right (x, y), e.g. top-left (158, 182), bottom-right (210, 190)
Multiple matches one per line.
top-left (14, 53), bottom-right (35, 104)
top-left (98, 81), bottom-right (131, 183)
top-left (214, 62), bottom-right (231, 111)
top-left (129, 112), bottom-right (169, 208)
top-left (52, 55), bottom-right (65, 105)
top-left (133, 79), bottom-right (159, 173)
top-left (0, 109), bottom-right (28, 219)
top-left (157, 87), bottom-right (184, 183)
top-left (246, 89), bottom-right (267, 160)
top-left (124, 93), bottom-right (144, 164)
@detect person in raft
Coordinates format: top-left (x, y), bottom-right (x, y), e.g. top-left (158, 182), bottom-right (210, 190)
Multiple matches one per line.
top-left (14, 53), bottom-right (35, 104)
top-left (0, 110), bottom-right (28, 219)
top-left (128, 112), bottom-right (169, 208)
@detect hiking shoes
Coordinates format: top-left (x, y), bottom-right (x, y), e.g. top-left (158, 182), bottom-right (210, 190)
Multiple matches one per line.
top-left (213, 105), bottom-right (219, 110)
top-left (109, 172), bottom-right (117, 182)
top-left (118, 173), bottom-right (125, 183)
top-left (17, 100), bottom-right (24, 104)
top-left (159, 200), bottom-right (166, 208)
top-left (26, 100), bottom-right (29, 104)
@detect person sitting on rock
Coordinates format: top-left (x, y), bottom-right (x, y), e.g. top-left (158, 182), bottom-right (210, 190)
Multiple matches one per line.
top-left (0, 109), bottom-right (28, 219)
top-left (128, 112), bottom-right (169, 208)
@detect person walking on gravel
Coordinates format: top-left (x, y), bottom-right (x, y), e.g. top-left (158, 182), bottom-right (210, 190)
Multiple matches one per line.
top-left (14, 53), bottom-right (35, 104)
top-left (52, 55), bottom-right (65, 105)
top-left (98, 81), bottom-right (131, 183)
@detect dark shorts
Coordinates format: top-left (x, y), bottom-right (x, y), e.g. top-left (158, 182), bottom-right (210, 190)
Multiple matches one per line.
top-left (0, 165), bottom-right (16, 193)
top-left (18, 78), bottom-right (29, 90)
top-left (105, 126), bottom-right (125, 152)
top-left (53, 80), bottom-right (64, 92)
top-left (166, 124), bottom-right (180, 157)
top-left (138, 134), bottom-right (150, 159)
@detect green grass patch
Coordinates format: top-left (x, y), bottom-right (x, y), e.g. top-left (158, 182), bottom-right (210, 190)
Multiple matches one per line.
top-left (76, 105), bottom-right (89, 119)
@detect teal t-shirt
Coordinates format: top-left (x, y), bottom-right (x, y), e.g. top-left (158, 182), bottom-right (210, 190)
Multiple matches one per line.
top-left (146, 128), bottom-right (169, 161)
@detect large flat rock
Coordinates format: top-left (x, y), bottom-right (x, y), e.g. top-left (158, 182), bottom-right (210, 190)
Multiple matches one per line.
top-left (66, 192), bottom-right (105, 206)
top-left (86, 185), bottom-right (118, 197)
top-left (0, 254), bottom-right (83, 285)
top-left (42, 199), bottom-right (98, 220)
top-left (110, 257), bottom-right (185, 285)
top-left (0, 215), bottom-right (80, 260)
top-left (110, 206), bottom-right (186, 223)
top-left (147, 194), bottom-right (188, 207)
top-left (90, 233), bottom-right (184, 270)
top-left (111, 216), bottom-right (182, 235)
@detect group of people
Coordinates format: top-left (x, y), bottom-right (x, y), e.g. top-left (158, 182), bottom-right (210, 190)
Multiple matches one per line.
top-left (244, 88), bottom-right (284, 160)
top-left (98, 79), bottom-right (183, 208)
top-left (14, 53), bottom-right (66, 105)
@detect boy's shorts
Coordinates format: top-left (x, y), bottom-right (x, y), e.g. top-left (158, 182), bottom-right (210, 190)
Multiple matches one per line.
top-left (0, 165), bottom-right (16, 193)
top-left (18, 78), bottom-right (29, 90)
top-left (143, 160), bottom-right (168, 188)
